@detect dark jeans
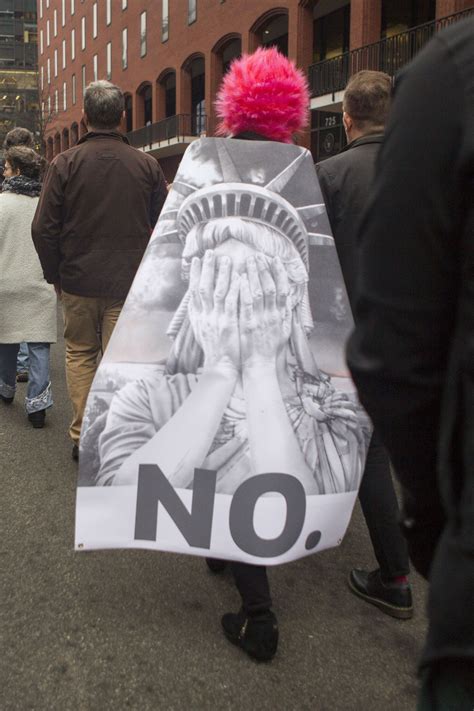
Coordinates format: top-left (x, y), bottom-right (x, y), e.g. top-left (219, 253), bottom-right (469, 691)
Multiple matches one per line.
top-left (418, 660), bottom-right (474, 710)
top-left (359, 431), bottom-right (410, 579)
top-left (230, 562), bottom-right (271, 615)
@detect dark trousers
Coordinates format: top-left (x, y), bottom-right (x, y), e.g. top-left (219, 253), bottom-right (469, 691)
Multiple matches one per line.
top-left (418, 660), bottom-right (474, 710)
top-left (230, 562), bottom-right (271, 615)
top-left (359, 431), bottom-right (410, 579)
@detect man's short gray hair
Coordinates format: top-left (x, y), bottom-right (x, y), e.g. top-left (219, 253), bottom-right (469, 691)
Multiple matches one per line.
top-left (84, 80), bottom-right (124, 130)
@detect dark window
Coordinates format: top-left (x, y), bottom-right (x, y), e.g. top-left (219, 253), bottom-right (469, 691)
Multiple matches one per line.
top-left (163, 73), bottom-right (176, 117)
top-left (313, 5), bottom-right (350, 63)
top-left (259, 14), bottom-right (288, 56)
top-left (190, 57), bottom-right (205, 133)
top-left (222, 38), bottom-right (241, 74)
top-left (381, 0), bottom-right (435, 38)
top-left (125, 94), bottom-right (133, 132)
top-left (143, 85), bottom-right (152, 125)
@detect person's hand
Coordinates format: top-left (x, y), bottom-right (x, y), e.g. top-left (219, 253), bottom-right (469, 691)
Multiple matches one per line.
top-left (188, 251), bottom-right (240, 374)
top-left (239, 255), bottom-right (291, 371)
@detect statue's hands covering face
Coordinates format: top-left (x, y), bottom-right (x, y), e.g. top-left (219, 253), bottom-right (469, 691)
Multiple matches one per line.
top-left (188, 251), bottom-right (293, 376)
top-left (188, 250), bottom-right (241, 374)
top-left (239, 255), bottom-right (292, 371)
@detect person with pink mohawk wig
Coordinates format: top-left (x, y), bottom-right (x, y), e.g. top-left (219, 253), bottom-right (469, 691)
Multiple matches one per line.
top-left (215, 46), bottom-right (310, 144)
top-left (207, 47), bottom-right (310, 662)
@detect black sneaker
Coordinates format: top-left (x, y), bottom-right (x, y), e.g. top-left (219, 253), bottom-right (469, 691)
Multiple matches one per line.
top-left (0, 393), bottom-right (14, 404)
top-left (221, 608), bottom-right (278, 662)
top-left (72, 444), bottom-right (79, 461)
top-left (28, 410), bottom-right (46, 429)
top-left (206, 558), bottom-right (227, 574)
top-left (16, 371), bottom-right (28, 383)
top-left (348, 568), bottom-right (413, 620)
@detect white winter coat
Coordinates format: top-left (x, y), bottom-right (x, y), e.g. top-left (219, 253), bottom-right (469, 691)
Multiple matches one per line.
top-left (0, 191), bottom-right (57, 343)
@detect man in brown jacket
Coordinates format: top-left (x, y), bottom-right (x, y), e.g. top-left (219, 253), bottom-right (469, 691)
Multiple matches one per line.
top-left (32, 80), bottom-right (168, 459)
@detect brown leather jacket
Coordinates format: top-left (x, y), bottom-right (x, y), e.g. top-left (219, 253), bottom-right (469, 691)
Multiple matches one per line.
top-left (32, 131), bottom-right (168, 299)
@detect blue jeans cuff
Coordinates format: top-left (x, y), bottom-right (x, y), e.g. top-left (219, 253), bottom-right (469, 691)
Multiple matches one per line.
top-left (0, 379), bottom-right (16, 399)
top-left (25, 382), bottom-right (53, 413)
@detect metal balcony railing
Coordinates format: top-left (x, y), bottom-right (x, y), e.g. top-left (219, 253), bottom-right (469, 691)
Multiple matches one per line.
top-left (308, 7), bottom-right (474, 98)
top-left (126, 113), bottom-right (207, 150)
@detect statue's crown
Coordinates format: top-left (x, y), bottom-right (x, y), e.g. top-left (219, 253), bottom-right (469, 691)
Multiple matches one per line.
top-left (177, 183), bottom-right (309, 267)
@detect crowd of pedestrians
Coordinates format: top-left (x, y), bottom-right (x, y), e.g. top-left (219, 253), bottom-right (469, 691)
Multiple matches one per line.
top-left (0, 15), bottom-right (472, 709)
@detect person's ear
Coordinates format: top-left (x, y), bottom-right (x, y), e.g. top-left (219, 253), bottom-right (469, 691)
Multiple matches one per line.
top-left (343, 111), bottom-right (352, 134)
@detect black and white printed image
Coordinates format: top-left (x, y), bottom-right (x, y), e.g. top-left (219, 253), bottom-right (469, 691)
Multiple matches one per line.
top-left (79, 138), bottom-right (371, 494)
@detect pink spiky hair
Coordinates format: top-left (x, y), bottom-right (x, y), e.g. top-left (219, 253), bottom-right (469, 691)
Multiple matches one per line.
top-left (215, 47), bottom-right (309, 144)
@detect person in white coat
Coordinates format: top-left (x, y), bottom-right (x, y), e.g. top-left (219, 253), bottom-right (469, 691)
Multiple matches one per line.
top-left (0, 146), bottom-right (57, 428)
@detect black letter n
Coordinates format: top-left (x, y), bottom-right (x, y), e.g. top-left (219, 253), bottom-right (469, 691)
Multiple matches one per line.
top-left (134, 464), bottom-right (216, 548)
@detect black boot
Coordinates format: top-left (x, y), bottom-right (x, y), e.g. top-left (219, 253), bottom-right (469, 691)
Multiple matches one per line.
top-left (28, 410), bottom-right (46, 429)
top-left (206, 558), bottom-right (227, 574)
top-left (0, 393), bottom-right (14, 404)
top-left (221, 607), bottom-right (278, 662)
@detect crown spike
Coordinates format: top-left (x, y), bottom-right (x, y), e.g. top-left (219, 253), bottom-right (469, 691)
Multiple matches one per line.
top-left (265, 152), bottom-right (306, 194)
top-left (215, 141), bottom-right (243, 183)
top-left (172, 181), bottom-right (198, 198)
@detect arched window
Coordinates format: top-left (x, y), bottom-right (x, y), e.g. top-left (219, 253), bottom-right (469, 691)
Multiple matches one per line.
top-left (136, 83), bottom-right (153, 127)
top-left (254, 12), bottom-right (289, 56)
top-left (210, 36), bottom-right (241, 134)
top-left (189, 56), bottom-right (205, 134)
top-left (53, 132), bottom-right (61, 156)
top-left (162, 72), bottom-right (176, 118)
top-left (221, 37), bottom-right (241, 74)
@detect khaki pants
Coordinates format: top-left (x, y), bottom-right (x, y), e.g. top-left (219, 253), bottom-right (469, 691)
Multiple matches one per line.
top-left (62, 291), bottom-right (123, 445)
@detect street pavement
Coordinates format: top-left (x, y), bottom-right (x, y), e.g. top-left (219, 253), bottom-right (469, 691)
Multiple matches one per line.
top-left (1, 315), bottom-right (428, 711)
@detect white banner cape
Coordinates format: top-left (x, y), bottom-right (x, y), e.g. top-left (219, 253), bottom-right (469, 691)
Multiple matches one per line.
top-left (75, 138), bottom-right (371, 565)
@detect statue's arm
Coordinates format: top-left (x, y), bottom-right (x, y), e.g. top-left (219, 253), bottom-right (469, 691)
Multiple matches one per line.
top-left (107, 367), bottom-right (237, 487)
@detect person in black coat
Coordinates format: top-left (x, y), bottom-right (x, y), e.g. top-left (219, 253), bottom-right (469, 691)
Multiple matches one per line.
top-left (347, 18), bottom-right (474, 707)
top-left (316, 71), bottom-right (412, 618)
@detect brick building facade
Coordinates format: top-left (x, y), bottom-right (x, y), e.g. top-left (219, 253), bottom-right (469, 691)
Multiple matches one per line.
top-left (38, 0), bottom-right (473, 178)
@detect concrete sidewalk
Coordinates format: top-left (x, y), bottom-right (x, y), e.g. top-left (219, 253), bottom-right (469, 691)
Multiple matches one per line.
top-left (0, 320), bottom-right (427, 710)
